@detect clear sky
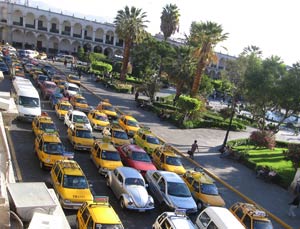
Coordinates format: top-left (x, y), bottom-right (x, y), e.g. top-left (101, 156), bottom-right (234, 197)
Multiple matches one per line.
top-left (28, 0), bottom-right (300, 66)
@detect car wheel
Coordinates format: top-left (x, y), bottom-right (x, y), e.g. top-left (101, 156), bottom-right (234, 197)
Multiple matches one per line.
top-left (120, 197), bottom-right (126, 209)
top-left (197, 201), bottom-right (203, 210)
top-left (39, 160), bottom-right (45, 170)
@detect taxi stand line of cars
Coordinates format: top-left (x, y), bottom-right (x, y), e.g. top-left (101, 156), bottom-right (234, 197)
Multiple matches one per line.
top-left (21, 56), bottom-right (273, 228)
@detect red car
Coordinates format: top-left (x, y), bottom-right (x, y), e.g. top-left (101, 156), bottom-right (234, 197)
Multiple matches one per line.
top-left (117, 144), bottom-right (157, 176)
top-left (40, 80), bottom-right (58, 99)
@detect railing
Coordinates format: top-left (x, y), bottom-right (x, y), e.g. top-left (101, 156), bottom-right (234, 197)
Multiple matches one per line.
top-left (84, 36), bottom-right (92, 40)
top-left (0, 19), bottom-right (7, 23)
top-left (25, 24), bottom-right (34, 28)
top-left (12, 21), bottom-right (22, 26)
top-left (62, 31), bottom-right (70, 36)
top-left (38, 26), bottom-right (47, 31)
top-left (50, 28), bottom-right (59, 33)
top-left (95, 38), bottom-right (103, 43)
top-left (73, 34), bottom-right (81, 38)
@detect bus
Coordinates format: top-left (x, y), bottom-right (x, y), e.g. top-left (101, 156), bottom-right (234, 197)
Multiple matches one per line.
top-left (11, 77), bottom-right (41, 121)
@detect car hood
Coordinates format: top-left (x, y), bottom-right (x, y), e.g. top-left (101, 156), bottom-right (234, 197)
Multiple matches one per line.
top-left (126, 185), bottom-right (149, 207)
top-left (130, 160), bottom-right (157, 171)
top-left (168, 195), bottom-right (196, 210)
top-left (199, 193), bottom-right (225, 207)
top-left (18, 105), bottom-right (41, 116)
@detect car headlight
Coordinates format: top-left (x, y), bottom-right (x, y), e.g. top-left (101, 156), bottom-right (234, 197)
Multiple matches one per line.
top-left (127, 196), bottom-right (134, 205)
top-left (63, 199), bottom-right (71, 203)
top-left (45, 158), bottom-right (51, 163)
top-left (148, 196), bottom-right (154, 206)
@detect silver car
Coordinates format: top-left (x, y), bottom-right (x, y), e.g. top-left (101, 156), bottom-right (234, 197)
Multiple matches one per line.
top-left (106, 167), bottom-right (155, 211)
top-left (145, 170), bottom-right (197, 214)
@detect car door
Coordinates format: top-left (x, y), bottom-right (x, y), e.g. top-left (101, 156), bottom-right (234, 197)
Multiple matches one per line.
top-left (157, 177), bottom-right (166, 203)
top-left (119, 146), bottom-right (129, 165)
top-left (152, 150), bottom-right (161, 168)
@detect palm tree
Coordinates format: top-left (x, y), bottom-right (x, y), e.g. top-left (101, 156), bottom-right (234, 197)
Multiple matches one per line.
top-left (160, 4), bottom-right (180, 41)
top-left (187, 21), bottom-right (228, 97)
top-left (114, 6), bottom-right (148, 81)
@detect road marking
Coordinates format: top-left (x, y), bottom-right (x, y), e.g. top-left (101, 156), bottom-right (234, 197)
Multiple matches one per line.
top-left (5, 127), bottom-right (23, 182)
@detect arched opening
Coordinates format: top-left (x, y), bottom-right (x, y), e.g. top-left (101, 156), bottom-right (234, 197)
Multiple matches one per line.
top-left (62, 20), bottom-right (71, 36)
top-left (36, 34), bottom-right (47, 52)
top-left (12, 29), bottom-right (23, 48)
top-left (73, 23), bottom-right (82, 38)
top-left (83, 43), bottom-right (92, 53)
top-left (37, 15), bottom-right (47, 31)
top-left (93, 46), bottom-right (102, 53)
top-left (25, 12), bottom-right (35, 28)
top-left (71, 40), bottom-right (81, 55)
top-left (0, 7), bottom-right (8, 23)
top-left (105, 31), bottom-right (114, 45)
top-left (12, 10), bottom-right (23, 26)
top-left (48, 36), bottom-right (59, 54)
top-left (60, 39), bottom-right (71, 54)
top-left (24, 31), bottom-right (36, 49)
top-left (95, 28), bottom-right (104, 43)
top-left (50, 17), bottom-right (59, 33)
top-left (104, 47), bottom-right (113, 58)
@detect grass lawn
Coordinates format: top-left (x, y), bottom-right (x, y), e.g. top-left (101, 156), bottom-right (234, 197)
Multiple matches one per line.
top-left (233, 145), bottom-right (295, 188)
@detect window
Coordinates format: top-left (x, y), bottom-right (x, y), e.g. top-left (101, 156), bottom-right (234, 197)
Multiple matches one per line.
top-left (160, 154), bottom-right (165, 163)
top-left (187, 176), bottom-right (194, 185)
top-left (117, 174), bottom-right (123, 184)
top-left (242, 215), bottom-right (251, 228)
top-left (158, 178), bottom-right (165, 192)
top-left (113, 169), bottom-right (118, 176)
top-left (161, 218), bottom-right (172, 229)
top-left (82, 207), bottom-right (90, 225)
top-left (54, 164), bottom-right (60, 176)
top-left (87, 217), bottom-right (93, 229)
top-left (57, 172), bottom-right (62, 184)
top-left (235, 207), bottom-right (244, 219)
top-left (207, 221), bottom-right (218, 229)
top-left (96, 149), bottom-right (100, 158)
top-left (39, 140), bottom-right (43, 151)
top-left (199, 212), bottom-right (211, 227)
top-left (152, 172), bottom-right (161, 182)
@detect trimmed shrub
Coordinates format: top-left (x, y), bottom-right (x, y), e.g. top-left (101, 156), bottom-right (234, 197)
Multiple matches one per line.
top-left (283, 144), bottom-right (300, 169)
top-left (91, 61), bottom-right (112, 73)
top-left (249, 130), bottom-right (276, 149)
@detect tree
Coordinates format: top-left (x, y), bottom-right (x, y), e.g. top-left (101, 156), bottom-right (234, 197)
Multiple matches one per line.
top-left (187, 21), bottom-right (228, 97)
top-left (77, 47), bottom-right (85, 61)
top-left (114, 6), bottom-right (148, 81)
top-left (160, 4), bottom-right (180, 41)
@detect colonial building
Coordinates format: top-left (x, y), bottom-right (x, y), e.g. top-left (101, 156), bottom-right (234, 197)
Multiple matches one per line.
top-left (0, 0), bottom-right (124, 57)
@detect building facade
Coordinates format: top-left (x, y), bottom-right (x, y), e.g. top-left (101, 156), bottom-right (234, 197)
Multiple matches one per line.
top-left (0, 0), bottom-right (124, 57)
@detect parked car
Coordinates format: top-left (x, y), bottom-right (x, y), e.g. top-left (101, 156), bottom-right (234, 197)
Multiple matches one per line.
top-left (133, 127), bottom-right (162, 155)
top-left (145, 170), bottom-right (197, 214)
top-left (69, 94), bottom-right (92, 113)
top-left (40, 80), bottom-right (58, 99)
top-left (96, 101), bottom-right (118, 120)
top-left (106, 167), bottom-right (155, 211)
top-left (90, 140), bottom-right (123, 174)
top-left (182, 168), bottom-right (225, 210)
top-left (55, 100), bottom-right (73, 120)
top-left (152, 145), bottom-right (186, 175)
top-left (67, 74), bottom-right (81, 85)
top-left (50, 160), bottom-right (93, 209)
top-left (110, 123), bottom-right (131, 147)
top-left (118, 115), bottom-right (140, 137)
top-left (35, 74), bottom-right (50, 88)
top-left (153, 210), bottom-right (196, 229)
top-left (229, 202), bottom-right (273, 229)
top-left (76, 197), bottom-right (124, 229)
top-left (116, 144), bottom-right (156, 176)
top-left (87, 110), bottom-right (110, 131)
top-left (63, 82), bottom-right (80, 98)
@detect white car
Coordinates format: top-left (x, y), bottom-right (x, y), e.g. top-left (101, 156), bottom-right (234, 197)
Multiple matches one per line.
top-left (153, 210), bottom-right (196, 229)
top-left (106, 167), bottom-right (154, 211)
top-left (145, 170), bottom-right (197, 214)
top-left (64, 110), bottom-right (92, 131)
top-left (63, 82), bottom-right (80, 98)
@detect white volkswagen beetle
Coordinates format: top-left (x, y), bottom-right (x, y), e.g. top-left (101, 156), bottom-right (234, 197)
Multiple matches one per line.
top-left (106, 166), bottom-right (154, 211)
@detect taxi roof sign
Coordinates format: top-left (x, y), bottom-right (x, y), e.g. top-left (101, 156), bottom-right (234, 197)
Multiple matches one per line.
top-left (174, 209), bottom-right (186, 216)
top-left (94, 196), bottom-right (109, 204)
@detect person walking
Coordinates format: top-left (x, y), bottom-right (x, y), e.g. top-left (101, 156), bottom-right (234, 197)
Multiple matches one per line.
top-left (288, 194), bottom-right (300, 217)
top-left (64, 58), bottom-right (67, 68)
top-left (135, 91), bottom-right (139, 101)
top-left (188, 140), bottom-right (199, 159)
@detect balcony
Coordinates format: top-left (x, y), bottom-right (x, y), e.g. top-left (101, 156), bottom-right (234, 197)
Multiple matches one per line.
top-left (1, 19), bottom-right (7, 23)
top-left (84, 36), bottom-right (92, 40)
top-left (50, 28), bottom-right (59, 33)
top-left (25, 24), bottom-right (35, 29)
top-left (95, 38), bottom-right (103, 43)
top-left (62, 31), bottom-right (70, 36)
top-left (73, 34), bottom-right (81, 38)
top-left (38, 26), bottom-right (47, 31)
top-left (13, 21), bottom-right (22, 26)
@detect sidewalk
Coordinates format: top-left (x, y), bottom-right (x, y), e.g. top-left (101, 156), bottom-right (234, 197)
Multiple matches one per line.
top-left (76, 74), bottom-right (300, 229)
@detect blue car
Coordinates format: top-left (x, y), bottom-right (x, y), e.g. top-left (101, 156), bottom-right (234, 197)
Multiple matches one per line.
top-left (49, 88), bottom-right (67, 108)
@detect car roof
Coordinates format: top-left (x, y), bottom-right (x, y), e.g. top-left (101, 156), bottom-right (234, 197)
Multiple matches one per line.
top-left (123, 144), bottom-right (146, 152)
top-left (97, 142), bottom-right (117, 151)
top-left (185, 171), bottom-right (214, 184)
top-left (86, 201), bottom-right (122, 224)
top-left (70, 110), bottom-right (86, 116)
top-left (41, 134), bottom-right (61, 143)
top-left (162, 212), bottom-right (194, 228)
top-left (158, 171), bottom-right (183, 183)
top-left (66, 82), bottom-right (79, 88)
top-left (117, 167), bottom-right (143, 179)
top-left (58, 100), bottom-right (71, 106)
top-left (231, 202), bottom-right (270, 220)
top-left (73, 124), bottom-right (90, 131)
top-left (57, 160), bottom-right (84, 176)
top-left (44, 80), bottom-right (56, 85)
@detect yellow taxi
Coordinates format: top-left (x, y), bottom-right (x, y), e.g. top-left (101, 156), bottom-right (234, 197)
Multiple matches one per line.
top-left (110, 123), bottom-right (131, 147)
top-left (31, 69), bottom-right (44, 80)
top-left (76, 197), bottom-right (124, 229)
top-left (67, 124), bottom-right (94, 151)
top-left (133, 127), bottom-right (162, 155)
top-left (69, 94), bottom-right (91, 113)
top-left (230, 202), bottom-right (273, 229)
top-left (87, 110), bottom-right (110, 131)
top-left (96, 101), bottom-right (118, 120)
top-left (182, 168), bottom-right (225, 210)
top-left (152, 145), bottom-right (186, 175)
top-left (32, 112), bottom-right (58, 136)
top-left (50, 160), bottom-right (93, 209)
top-left (55, 100), bottom-right (73, 120)
top-left (90, 140), bottom-right (123, 174)
top-left (67, 74), bottom-right (81, 85)
top-left (118, 114), bottom-right (140, 137)
top-left (34, 133), bottom-right (73, 169)
top-left (57, 80), bottom-right (67, 90)
top-left (52, 74), bottom-right (65, 84)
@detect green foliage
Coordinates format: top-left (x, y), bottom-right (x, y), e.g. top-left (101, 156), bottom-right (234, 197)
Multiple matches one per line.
top-left (77, 47), bottom-right (85, 61)
top-left (177, 95), bottom-right (201, 114)
top-left (91, 61), bottom-right (112, 74)
top-left (283, 144), bottom-right (300, 170)
top-left (89, 52), bottom-right (107, 62)
top-left (249, 130), bottom-right (276, 149)
top-left (219, 107), bottom-right (232, 120)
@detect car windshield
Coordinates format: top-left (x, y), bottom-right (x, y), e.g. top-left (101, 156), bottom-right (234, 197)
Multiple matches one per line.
top-left (131, 151), bottom-right (151, 162)
top-left (38, 75), bottom-right (48, 81)
top-left (103, 105), bottom-right (115, 111)
top-left (146, 136), bottom-right (160, 145)
top-left (125, 178), bottom-right (144, 186)
top-left (166, 156), bottom-right (182, 166)
top-left (113, 130), bottom-right (128, 139)
top-left (200, 183), bottom-right (219, 195)
top-left (76, 130), bottom-right (93, 138)
top-left (60, 104), bottom-right (71, 110)
top-left (19, 96), bottom-right (39, 107)
top-left (127, 119), bottom-right (139, 127)
top-left (40, 123), bottom-right (56, 133)
top-left (95, 114), bottom-right (108, 121)
top-left (167, 182), bottom-right (191, 197)
top-left (253, 220), bottom-right (273, 229)
top-left (95, 224), bottom-right (123, 229)
top-left (54, 93), bottom-right (63, 99)
top-left (43, 142), bottom-right (64, 155)
top-left (73, 115), bottom-right (89, 124)
top-left (101, 150), bottom-right (121, 161)
top-left (76, 98), bottom-right (87, 104)
top-left (45, 83), bottom-right (56, 89)
top-left (63, 175), bottom-right (88, 189)
top-left (68, 86), bottom-right (79, 92)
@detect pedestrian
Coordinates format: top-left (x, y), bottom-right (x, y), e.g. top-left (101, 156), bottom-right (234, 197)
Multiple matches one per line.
top-left (135, 91), bottom-right (139, 101)
top-left (188, 140), bottom-right (199, 159)
top-left (70, 61), bottom-right (73, 71)
top-left (288, 194), bottom-right (300, 217)
top-left (78, 68), bottom-right (82, 79)
top-left (64, 58), bottom-right (67, 68)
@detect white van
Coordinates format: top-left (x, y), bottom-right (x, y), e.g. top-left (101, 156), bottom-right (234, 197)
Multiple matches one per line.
top-left (24, 50), bottom-right (39, 59)
top-left (195, 207), bottom-right (245, 229)
top-left (12, 77), bottom-right (41, 121)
